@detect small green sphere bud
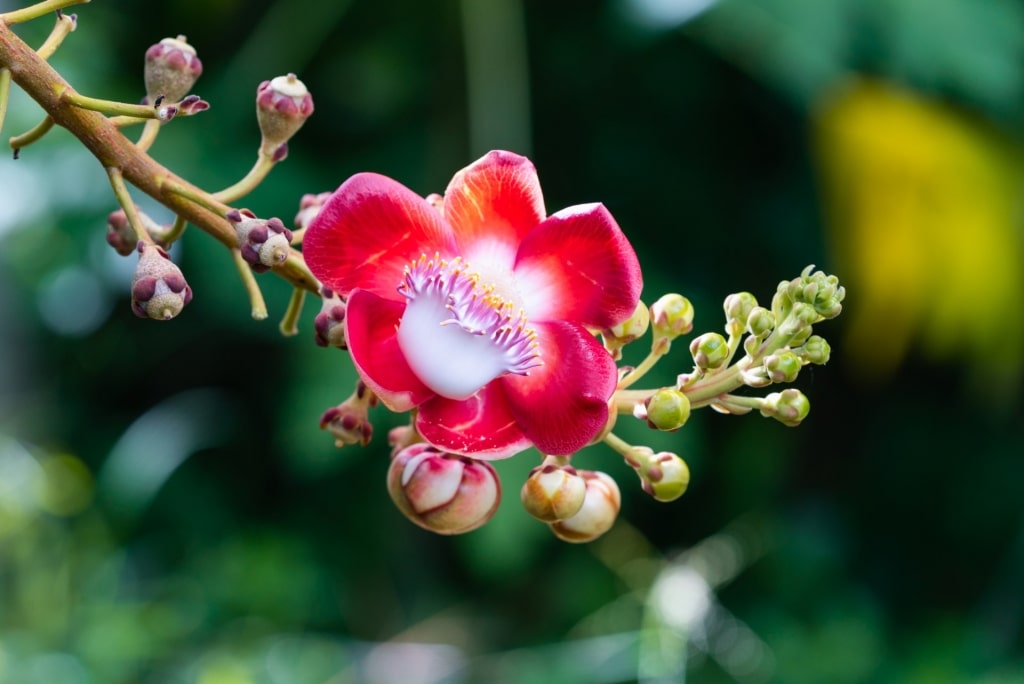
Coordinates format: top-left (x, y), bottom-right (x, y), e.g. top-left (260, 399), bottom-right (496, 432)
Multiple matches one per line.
top-left (549, 471), bottom-right (620, 543)
top-left (799, 335), bottom-right (831, 365)
top-left (724, 292), bottom-right (758, 326)
top-left (746, 306), bottom-right (775, 338)
top-left (521, 461), bottom-right (587, 522)
top-left (650, 293), bottom-right (694, 341)
top-left (761, 388), bottom-right (811, 427)
top-left (642, 388), bottom-right (691, 431)
top-left (602, 299), bottom-right (650, 360)
top-left (689, 332), bottom-right (729, 370)
top-left (763, 350), bottom-right (802, 383)
top-left (637, 450), bottom-right (690, 502)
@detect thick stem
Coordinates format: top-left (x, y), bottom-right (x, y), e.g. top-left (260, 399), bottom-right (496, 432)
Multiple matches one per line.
top-left (0, 20), bottom-right (319, 294)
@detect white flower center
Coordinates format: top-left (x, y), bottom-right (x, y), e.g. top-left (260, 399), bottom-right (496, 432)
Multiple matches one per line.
top-left (396, 254), bottom-right (541, 400)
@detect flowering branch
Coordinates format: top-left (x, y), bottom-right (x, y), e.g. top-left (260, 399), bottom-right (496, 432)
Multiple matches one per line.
top-left (1, 0), bottom-right (848, 545)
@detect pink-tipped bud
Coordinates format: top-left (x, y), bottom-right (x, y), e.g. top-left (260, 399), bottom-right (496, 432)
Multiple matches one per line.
top-left (313, 287), bottom-right (347, 348)
top-left (549, 470), bottom-right (620, 543)
top-left (256, 74), bottom-right (314, 159)
top-left (226, 209), bottom-right (293, 273)
top-left (144, 35), bottom-right (203, 103)
top-left (387, 444), bottom-right (501, 535)
top-left (106, 207), bottom-right (167, 256)
top-left (521, 461), bottom-right (587, 522)
top-left (320, 403), bottom-right (372, 448)
top-left (131, 242), bottom-right (192, 320)
top-left (294, 191), bottom-right (331, 230)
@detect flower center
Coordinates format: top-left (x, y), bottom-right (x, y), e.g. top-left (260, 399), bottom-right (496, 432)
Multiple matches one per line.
top-left (396, 254), bottom-right (542, 400)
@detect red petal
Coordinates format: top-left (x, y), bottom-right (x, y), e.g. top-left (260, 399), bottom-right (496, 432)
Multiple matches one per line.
top-left (502, 320), bottom-right (617, 456)
top-left (346, 289), bottom-right (434, 412)
top-left (416, 383), bottom-right (533, 459)
top-left (303, 173), bottom-right (456, 300)
top-left (443, 151), bottom-right (546, 268)
top-left (514, 203), bottom-right (643, 330)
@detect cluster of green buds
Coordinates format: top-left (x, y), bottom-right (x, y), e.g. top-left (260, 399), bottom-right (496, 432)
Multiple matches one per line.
top-left (317, 267), bottom-right (843, 542)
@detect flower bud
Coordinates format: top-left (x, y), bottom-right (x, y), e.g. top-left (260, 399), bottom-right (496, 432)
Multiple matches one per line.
top-left (313, 287), bottom-right (348, 348)
top-left (797, 335), bottom-right (831, 365)
top-left (227, 209), bottom-right (293, 273)
top-left (650, 294), bottom-right (694, 341)
top-left (631, 447), bottom-right (690, 502)
top-left (130, 242), bottom-right (192, 320)
top-left (724, 292), bottom-right (757, 327)
top-left (256, 74), bottom-right (314, 160)
top-left (689, 332), bottom-right (729, 370)
top-left (294, 191), bottom-right (331, 231)
top-left (763, 350), bottom-right (802, 383)
top-left (105, 209), bottom-right (139, 256)
top-left (602, 300), bottom-right (650, 360)
top-left (144, 36), bottom-right (203, 104)
top-left (521, 460), bottom-right (587, 522)
top-left (549, 470), bottom-right (620, 543)
top-left (775, 302), bottom-right (818, 347)
top-left (746, 306), bottom-right (775, 338)
top-left (639, 388), bottom-right (691, 431)
top-left (760, 388), bottom-right (811, 427)
top-left (319, 391), bottom-right (373, 447)
top-left (388, 445), bottom-right (501, 535)
top-left (788, 266), bottom-right (845, 319)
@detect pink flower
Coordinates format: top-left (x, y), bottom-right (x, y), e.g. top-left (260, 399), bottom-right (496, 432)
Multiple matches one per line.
top-left (303, 151), bottom-right (642, 458)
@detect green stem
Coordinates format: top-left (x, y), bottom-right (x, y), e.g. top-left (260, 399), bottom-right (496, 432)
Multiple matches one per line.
top-left (106, 166), bottom-right (153, 243)
top-left (35, 10), bottom-right (75, 60)
top-left (162, 179), bottom-right (232, 217)
top-left (0, 67), bottom-right (10, 136)
top-left (212, 152), bottom-right (276, 203)
top-left (62, 90), bottom-right (168, 119)
top-left (232, 248), bottom-right (268, 320)
top-left (603, 432), bottom-right (640, 468)
top-left (160, 214), bottom-right (188, 246)
top-left (9, 114), bottom-right (53, 154)
top-left (618, 337), bottom-right (671, 390)
top-left (711, 394), bottom-right (761, 415)
top-left (279, 287), bottom-right (305, 336)
top-left (135, 118), bottom-right (160, 152)
top-left (1, 0), bottom-right (89, 25)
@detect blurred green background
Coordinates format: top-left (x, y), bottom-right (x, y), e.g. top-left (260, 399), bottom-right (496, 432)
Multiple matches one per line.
top-left (2, 0), bottom-right (1023, 682)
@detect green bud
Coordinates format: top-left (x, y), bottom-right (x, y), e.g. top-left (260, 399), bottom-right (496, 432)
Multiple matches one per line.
top-left (650, 294), bottom-right (694, 341)
top-left (724, 292), bottom-right (758, 327)
top-left (630, 447), bottom-right (690, 502)
top-left (603, 299), bottom-right (650, 360)
top-left (798, 335), bottom-right (831, 365)
top-left (776, 302), bottom-right (818, 346)
top-left (760, 388), bottom-right (810, 427)
top-left (746, 306), bottom-right (775, 338)
top-left (642, 388), bottom-right (691, 431)
top-left (763, 350), bottom-right (802, 383)
top-left (788, 266), bottom-right (845, 319)
top-left (689, 332), bottom-right (729, 370)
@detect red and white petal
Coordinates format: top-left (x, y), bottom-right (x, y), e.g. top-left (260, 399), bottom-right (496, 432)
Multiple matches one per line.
top-left (501, 320), bottom-right (617, 456)
top-left (303, 173), bottom-right (457, 300)
top-left (345, 289), bottom-right (434, 412)
top-left (443, 151), bottom-right (546, 271)
top-left (514, 203), bottom-right (643, 330)
top-left (416, 383), bottom-right (533, 459)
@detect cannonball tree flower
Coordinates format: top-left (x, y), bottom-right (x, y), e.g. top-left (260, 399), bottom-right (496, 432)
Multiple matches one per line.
top-left (303, 150), bottom-right (643, 458)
